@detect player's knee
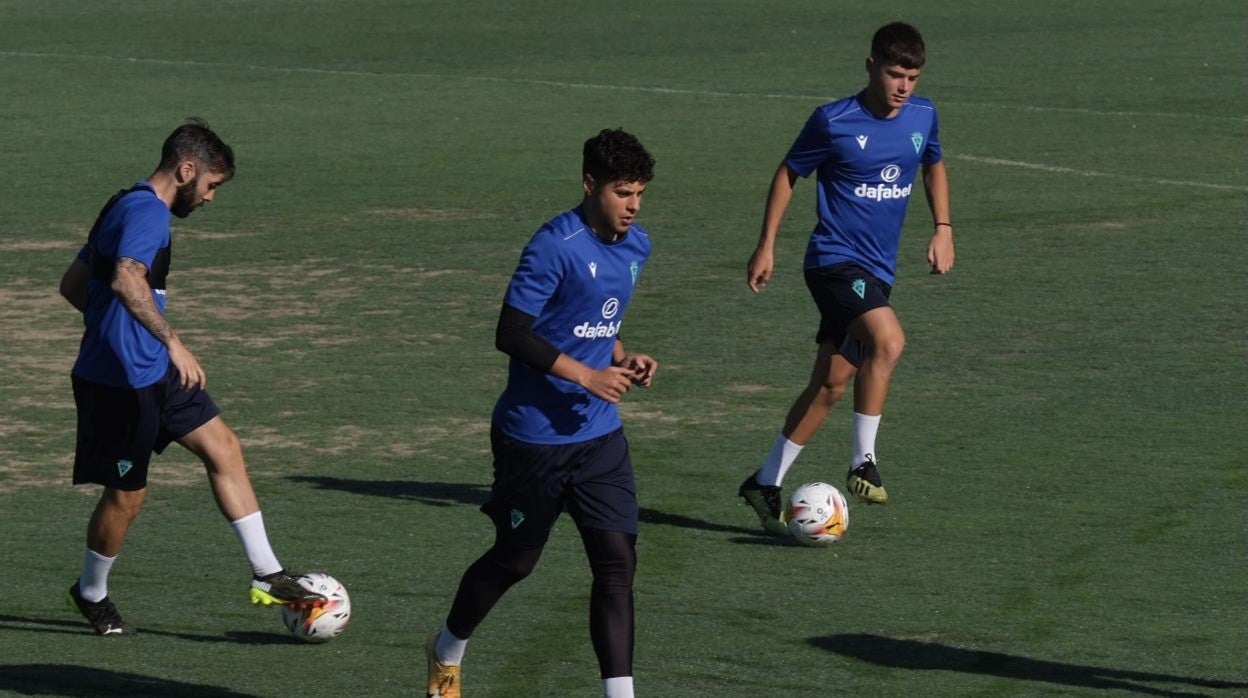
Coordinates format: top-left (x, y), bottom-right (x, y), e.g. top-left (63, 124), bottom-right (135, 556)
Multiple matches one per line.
top-left (219, 424), bottom-right (243, 456)
top-left (586, 531), bottom-right (636, 591)
top-left (817, 377), bottom-right (850, 405)
top-left (105, 487), bottom-right (147, 519)
top-left (486, 545), bottom-right (542, 585)
top-left (590, 553), bottom-right (635, 593)
top-left (202, 427), bottom-right (246, 473)
top-left (871, 332), bottom-right (906, 366)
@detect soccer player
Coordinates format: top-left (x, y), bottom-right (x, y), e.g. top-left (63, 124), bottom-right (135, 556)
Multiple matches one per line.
top-left (426, 129), bottom-right (658, 698)
top-left (58, 119), bottom-right (326, 636)
top-left (739, 22), bottom-right (956, 532)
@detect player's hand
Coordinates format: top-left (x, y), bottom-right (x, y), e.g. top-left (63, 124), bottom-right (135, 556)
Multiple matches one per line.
top-left (619, 353), bottom-right (658, 388)
top-left (747, 246), bottom-right (775, 293)
top-left (927, 226), bottom-right (955, 275)
top-left (583, 366), bottom-right (636, 403)
top-left (168, 340), bottom-right (206, 390)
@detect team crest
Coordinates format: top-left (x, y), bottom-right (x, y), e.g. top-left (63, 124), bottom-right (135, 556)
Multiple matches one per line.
top-left (851, 279), bottom-right (866, 299)
top-left (510, 509), bottom-right (525, 529)
top-left (629, 261), bottom-right (640, 284)
top-left (910, 131), bottom-right (923, 154)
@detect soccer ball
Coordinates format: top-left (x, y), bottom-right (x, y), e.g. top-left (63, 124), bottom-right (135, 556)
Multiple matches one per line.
top-left (785, 482), bottom-right (849, 546)
top-left (281, 573), bottom-right (351, 643)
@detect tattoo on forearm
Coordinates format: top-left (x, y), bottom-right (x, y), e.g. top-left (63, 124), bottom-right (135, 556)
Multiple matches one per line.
top-left (115, 258), bottom-right (175, 342)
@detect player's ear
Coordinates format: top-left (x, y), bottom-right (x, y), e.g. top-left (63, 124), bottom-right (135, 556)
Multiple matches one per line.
top-left (175, 160), bottom-right (197, 185)
top-left (582, 173), bottom-right (595, 197)
top-left (865, 56), bottom-right (875, 76)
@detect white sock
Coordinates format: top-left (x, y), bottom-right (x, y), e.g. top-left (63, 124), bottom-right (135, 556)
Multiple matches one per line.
top-left (603, 676), bottom-right (634, 698)
top-left (851, 412), bottom-right (881, 468)
top-left (435, 625), bottom-right (468, 665)
top-left (757, 434), bottom-right (804, 487)
top-left (230, 511), bottom-right (283, 577)
top-left (79, 549), bottom-right (116, 603)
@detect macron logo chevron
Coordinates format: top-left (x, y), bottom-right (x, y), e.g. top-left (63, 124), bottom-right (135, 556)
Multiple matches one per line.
top-left (855, 134), bottom-right (868, 150)
top-left (117, 459), bottom-right (134, 478)
top-left (588, 261), bottom-right (598, 278)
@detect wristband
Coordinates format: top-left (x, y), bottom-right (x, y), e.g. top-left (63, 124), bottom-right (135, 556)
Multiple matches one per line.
top-left (935, 222), bottom-right (952, 228)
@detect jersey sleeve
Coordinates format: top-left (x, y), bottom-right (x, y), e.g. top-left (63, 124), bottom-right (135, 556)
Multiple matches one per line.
top-left (921, 108), bottom-right (943, 166)
top-left (784, 107), bottom-right (834, 178)
top-left (503, 230), bottom-right (564, 318)
top-left (114, 198), bottom-right (169, 270)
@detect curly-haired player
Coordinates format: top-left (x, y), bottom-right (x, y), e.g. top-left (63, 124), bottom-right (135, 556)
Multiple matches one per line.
top-left (425, 129), bottom-right (658, 698)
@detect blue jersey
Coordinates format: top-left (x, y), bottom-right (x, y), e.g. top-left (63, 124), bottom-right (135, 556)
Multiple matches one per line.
top-left (72, 182), bottom-right (172, 389)
top-left (493, 206), bottom-right (651, 445)
top-left (785, 91), bottom-right (942, 284)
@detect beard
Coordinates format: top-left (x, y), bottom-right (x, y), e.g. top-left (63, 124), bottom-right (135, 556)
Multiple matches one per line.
top-left (170, 176), bottom-right (199, 218)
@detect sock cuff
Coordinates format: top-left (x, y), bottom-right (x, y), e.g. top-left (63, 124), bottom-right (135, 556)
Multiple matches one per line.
top-left (86, 548), bottom-right (117, 564)
top-left (231, 510), bottom-right (263, 526)
top-left (780, 434), bottom-right (804, 451)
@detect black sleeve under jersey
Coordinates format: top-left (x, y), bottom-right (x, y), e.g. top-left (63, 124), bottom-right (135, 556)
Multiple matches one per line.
top-left (495, 304), bottom-right (561, 372)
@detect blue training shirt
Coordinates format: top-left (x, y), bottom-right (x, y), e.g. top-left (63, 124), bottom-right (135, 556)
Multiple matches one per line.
top-left (785, 91), bottom-right (942, 284)
top-left (493, 205), bottom-right (651, 445)
top-left (72, 181), bottom-right (172, 389)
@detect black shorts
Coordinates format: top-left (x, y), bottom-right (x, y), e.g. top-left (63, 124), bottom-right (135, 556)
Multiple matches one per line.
top-left (804, 262), bottom-right (893, 367)
top-left (482, 424), bottom-right (638, 549)
top-left (71, 363), bottom-right (220, 490)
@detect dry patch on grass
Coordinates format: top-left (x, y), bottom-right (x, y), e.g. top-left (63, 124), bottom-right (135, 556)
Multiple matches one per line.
top-left (11, 395), bottom-right (74, 411)
top-left (0, 416), bottom-right (72, 492)
top-left (175, 226), bottom-right (260, 241)
top-left (726, 384), bottom-right (773, 394)
top-left (381, 418), bottom-right (492, 462)
top-left (617, 405), bottom-right (683, 423)
top-left (0, 240), bottom-right (80, 252)
top-left (0, 277), bottom-right (85, 492)
top-left (0, 415), bottom-right (43, 439)
top-left (169, 261), bottom-right (359, 349)
top-left (146, 455), bottom-right (212, 488)
top-left (0, 456), bottom-right (72, 493)
top-left (238, 425), bottom-right (307, 451)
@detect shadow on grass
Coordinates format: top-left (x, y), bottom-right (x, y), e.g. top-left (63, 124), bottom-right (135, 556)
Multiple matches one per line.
top-left (288, 476), bottom-right (760, 536)
top-left (0, 614), bottom-right (297, 645)
top-left (0, 664), bottom-right (261, 697)
top-left (810, 633), bottom-right (1247, 697)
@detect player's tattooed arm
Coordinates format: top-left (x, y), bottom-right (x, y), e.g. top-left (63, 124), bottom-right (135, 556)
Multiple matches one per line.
top-left (111, 256), bottom-right (206, 389)
top-left (111, 257), bottom-right (175, 342)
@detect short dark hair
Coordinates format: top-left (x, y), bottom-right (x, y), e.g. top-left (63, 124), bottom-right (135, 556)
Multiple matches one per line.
top-left (871, 22), bottom-right (926, 69)
top-left (583, 128), bottom-right (654, 185)
top-left (158, 117), bottom-right (235, 180)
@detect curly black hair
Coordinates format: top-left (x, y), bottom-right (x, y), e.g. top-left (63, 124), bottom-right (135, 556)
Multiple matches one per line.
top-left (582, 128), bottom-right (654, 185)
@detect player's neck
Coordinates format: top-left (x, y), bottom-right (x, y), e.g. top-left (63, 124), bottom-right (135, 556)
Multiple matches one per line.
top-left (861, 91), bottom-right (900, 120)
top-left (145, 170), bottom-right (179, 211)
top-left (580, 202), bottom-right (622, 243)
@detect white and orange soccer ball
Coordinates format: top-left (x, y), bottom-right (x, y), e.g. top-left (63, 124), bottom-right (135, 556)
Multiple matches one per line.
top-left (281, 573), bottom-right (351, 643)
top-left (785, 482), bottom-right (849, 546)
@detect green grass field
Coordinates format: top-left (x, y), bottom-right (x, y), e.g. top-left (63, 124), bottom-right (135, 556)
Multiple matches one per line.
top-left (1, 1), bottom-right (1245, 696)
